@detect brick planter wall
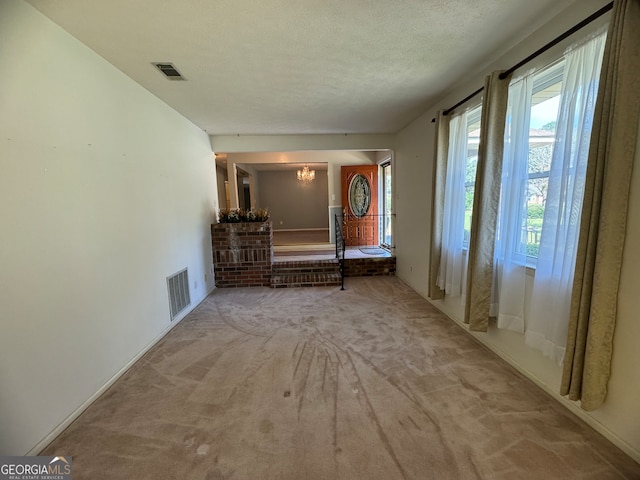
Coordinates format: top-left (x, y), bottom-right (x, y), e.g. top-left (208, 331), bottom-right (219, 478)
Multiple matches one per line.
top-left (211, 221), bottom-right (273, 288)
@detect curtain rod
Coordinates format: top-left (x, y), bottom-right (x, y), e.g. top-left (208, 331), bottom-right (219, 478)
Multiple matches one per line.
top-left (430, 1), bottom-right (613, 123)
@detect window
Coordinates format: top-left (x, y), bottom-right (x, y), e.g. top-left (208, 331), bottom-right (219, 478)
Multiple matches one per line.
top-left (436, 104), bottom-right (482, 296)
top-left (434, 27), bottom-right (607, 360)
top-left (499, 62), bottom-right (565, 268)
top-left (463, 106), bottom-right (482, 246)
top-left (380, 160), bottom-right (393, 248)
top-left (520, 63), bottom-right (563, 260)
top-left (491, 28), bottom-right (606, 341)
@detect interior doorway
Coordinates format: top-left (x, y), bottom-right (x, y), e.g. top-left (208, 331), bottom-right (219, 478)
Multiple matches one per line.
top-left (236, 168), bottom-right (251, 210)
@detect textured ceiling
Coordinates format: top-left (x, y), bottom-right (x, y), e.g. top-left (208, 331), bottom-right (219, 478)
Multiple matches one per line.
top-left (26, 0), bottom-right (574, 135)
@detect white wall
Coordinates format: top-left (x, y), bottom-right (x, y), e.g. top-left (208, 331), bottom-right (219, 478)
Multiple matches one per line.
top-left (394, 116), bottom-right (432, 296)
top-left (258, 170), bottom-right (329, 230)
top-left (0, 0), bottom-right (217, 455)
top-left (393, 0), bottom-right (640, 461)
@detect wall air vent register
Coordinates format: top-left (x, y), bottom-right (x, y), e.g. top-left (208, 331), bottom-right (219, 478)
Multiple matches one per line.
top-left (167, 268), bottom-right (191, 320)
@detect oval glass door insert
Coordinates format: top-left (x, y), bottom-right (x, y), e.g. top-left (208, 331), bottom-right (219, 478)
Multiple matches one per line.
top-left (348, 174), bottom-right (371, 218)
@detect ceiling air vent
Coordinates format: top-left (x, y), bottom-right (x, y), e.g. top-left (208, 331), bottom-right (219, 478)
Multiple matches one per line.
top-left (152, 62), bottom-right (186, 81)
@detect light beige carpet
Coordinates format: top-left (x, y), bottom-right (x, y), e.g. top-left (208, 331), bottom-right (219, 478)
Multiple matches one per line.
top-left (42, 277), bottom-right (640, 479)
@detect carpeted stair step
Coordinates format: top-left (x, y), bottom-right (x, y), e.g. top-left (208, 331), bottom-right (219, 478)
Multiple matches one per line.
top-left (271, 258), bottom-right (342, 287)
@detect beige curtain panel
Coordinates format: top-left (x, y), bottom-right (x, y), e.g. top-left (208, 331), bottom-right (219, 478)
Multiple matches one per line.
top-left (464, 71), bottom-right (511, 332)
top-left (428, 111), bottom-right (448, 300)
top-left (561, 0), bottom-right (640, 411)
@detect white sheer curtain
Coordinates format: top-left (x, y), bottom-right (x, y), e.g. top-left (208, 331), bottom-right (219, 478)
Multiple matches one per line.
top-left (527, 31), bottom-right (607, 364)
top-left (437, 113), bottom-right (469, 298)
top-left (490, 75), bottom-right (533, 333)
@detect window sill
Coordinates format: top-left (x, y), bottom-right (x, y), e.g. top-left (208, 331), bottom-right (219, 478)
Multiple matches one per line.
top-left (463, 247), bottom-right (538, 275)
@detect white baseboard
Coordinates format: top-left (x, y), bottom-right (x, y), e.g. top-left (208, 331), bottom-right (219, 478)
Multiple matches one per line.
top-left (461, 323), bottom-right (640, 464)
top-left (395, 274), bottom-right (640, 464)
top-left (28, 288), bottom-right (214, 456)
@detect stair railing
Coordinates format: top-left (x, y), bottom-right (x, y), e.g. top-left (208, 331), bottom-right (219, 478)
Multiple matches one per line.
top-left (334, 214), bottom-right (346, 290)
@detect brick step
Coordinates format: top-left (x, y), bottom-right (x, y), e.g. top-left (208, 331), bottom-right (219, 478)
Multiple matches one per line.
top-left (343, 257), bottom-right (396, 277)
top-left (271, 272), bottom-right (342, 288)
top-left (271, 258), bottom-right (340, 275)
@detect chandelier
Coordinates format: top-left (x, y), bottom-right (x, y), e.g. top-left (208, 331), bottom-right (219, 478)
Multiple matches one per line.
top-left (296, 165), bottom-right (315, 183)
